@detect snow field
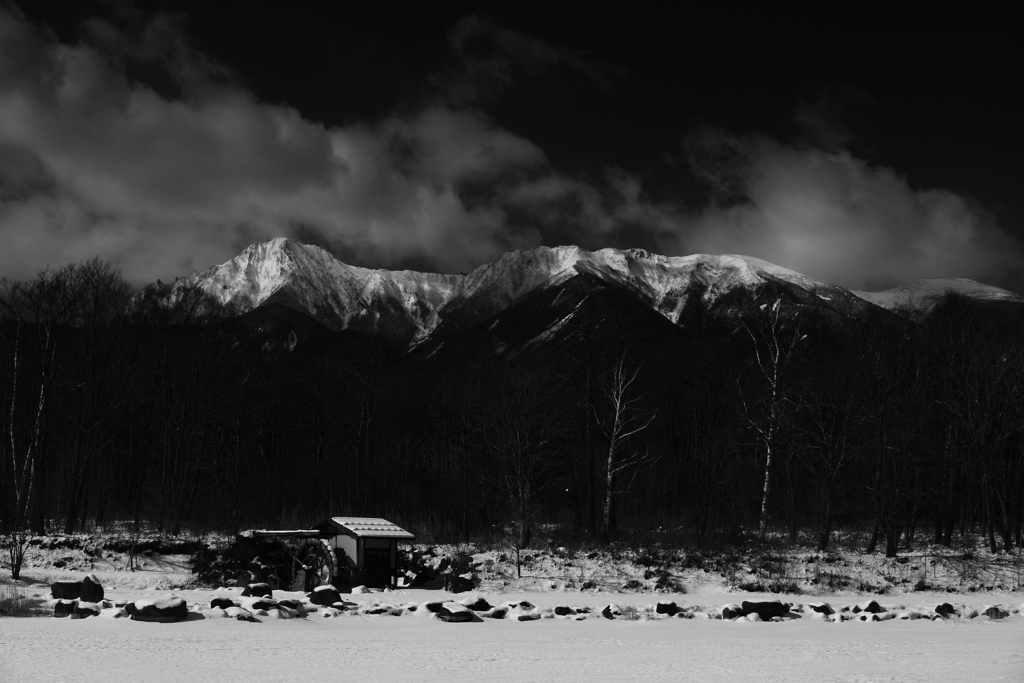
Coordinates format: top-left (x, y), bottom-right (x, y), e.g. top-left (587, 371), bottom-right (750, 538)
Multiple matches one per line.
top-left (2, 599), bottom-right (1022, 682)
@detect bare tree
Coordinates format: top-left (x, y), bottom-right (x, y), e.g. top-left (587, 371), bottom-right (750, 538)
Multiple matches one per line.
top-left (591, 354), bottom-right (658, 541)
top-left (0, 266), bottom-right (80, 576)
top-left (738, 296), bottom-right (806, 540)
top-left (483, 362), bottom-right (565, 573)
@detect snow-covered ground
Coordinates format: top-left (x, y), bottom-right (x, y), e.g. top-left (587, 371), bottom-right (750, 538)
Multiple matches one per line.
top-left (2, 585), bottom-right (1022, 682)
top-left (3, 535), bottom-right (1023, 682)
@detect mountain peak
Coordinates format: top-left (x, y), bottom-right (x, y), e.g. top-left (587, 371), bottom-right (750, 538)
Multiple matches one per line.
top-left (179, 239), bottom-right (1023, 350)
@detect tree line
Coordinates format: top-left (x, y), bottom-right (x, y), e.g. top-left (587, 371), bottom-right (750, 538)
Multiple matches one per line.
top-left (2, 259), bottom-right (1022, 577)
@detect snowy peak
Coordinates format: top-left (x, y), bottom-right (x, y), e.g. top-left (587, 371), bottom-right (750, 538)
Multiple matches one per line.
top-left (180, 239), bottom-right (1022, 351)
top-left (853, 278), bottom-right (1024, 313)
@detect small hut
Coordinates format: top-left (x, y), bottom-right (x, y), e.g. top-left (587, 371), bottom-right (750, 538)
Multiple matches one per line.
top-left (312, 517), bottom-right (415, 589)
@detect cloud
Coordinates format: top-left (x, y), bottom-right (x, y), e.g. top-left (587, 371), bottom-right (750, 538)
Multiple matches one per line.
top-left (0, 6), bottom-right (1021, 295)
top-left (0, 7), bottom-right (548, 282)
top-left (674, 130), bottom-right (1024, 291)
top-left (436, 15), bottom-right (620, 105)
top-left (793, 86), bottom-right (877, 152)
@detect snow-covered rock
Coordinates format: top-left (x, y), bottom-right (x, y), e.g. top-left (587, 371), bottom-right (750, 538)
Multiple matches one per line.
top-left (126, 597), bottom-right (188, 623)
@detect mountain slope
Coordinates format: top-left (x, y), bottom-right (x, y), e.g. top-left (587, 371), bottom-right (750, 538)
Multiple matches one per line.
top-left (178, 238), bottom-right (1023, 351)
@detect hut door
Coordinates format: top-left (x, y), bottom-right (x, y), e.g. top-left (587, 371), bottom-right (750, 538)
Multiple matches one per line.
top-left (363, 539), bottom-right (392, 588)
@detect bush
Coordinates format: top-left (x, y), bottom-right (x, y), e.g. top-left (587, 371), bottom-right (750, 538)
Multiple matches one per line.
top-left (619, 604), bottom-right (642, 621)
top-left (0, 583), bottom-right (45, 617)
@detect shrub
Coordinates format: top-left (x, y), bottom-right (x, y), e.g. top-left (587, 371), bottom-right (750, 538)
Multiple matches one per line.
top-left (619, 604), bottom-right (642, 621)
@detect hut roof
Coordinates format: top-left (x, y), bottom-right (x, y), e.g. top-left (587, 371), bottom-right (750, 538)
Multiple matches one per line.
top-left (315, 517), bottom-right (415, 540)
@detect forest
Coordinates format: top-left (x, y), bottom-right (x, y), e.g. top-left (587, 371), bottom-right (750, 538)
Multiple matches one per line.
top-left (2, 258), bottom-right (1023, 577)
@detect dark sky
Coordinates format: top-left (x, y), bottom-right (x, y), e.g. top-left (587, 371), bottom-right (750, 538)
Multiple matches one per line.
top-left (2, 1), bottom-right (1021, 292)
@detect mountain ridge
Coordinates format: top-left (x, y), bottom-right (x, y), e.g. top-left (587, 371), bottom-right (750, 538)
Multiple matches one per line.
top-left (177, 238), bottom-right (1024, 350)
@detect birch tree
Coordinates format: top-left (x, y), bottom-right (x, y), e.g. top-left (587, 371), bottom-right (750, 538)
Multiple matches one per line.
top-left (591, 354), bottom-right (658, 541)
top-left (738, 296), bottom-right (806, 541)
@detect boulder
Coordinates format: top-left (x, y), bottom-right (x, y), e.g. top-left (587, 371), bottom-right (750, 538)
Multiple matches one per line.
top-left (125, 597), bottom-right (188, 623)
top-left (852, 600), bottom-right (885, 614)
top-left (656, 601), bottom-right (680, 616)
top-left (80, 575), bottom-right (104, 602)
top-left (99, 607), bottom-right (128, 619)
top-left (459, 596), bottom-right (492, 611)
top-left (210, 597), bottom-right (235, 610)
top-left (934, 603), bottom-right (959, 619)
top-left (51, 580), bottom-right (82, 600)
top-left (71, 602), bottom-right (100, 619)
top-left (225, 606), bottom-right (257, 622)
top-left (741, 600), bottom-right (788, 621)
top-left (984, 605), bottom-right (1009, 620)
top-left (601, 603), bottom-right (622, 620)
top-left (554, 605), bottom-right (576, 616)
top-left (807, 602), bottom-right (834, 616)
top-left (482, 607), bottom-right (508, 619)
top-left (241, 583), bottom-right (272, 598)
top-left (243, 598), bottom-right (278, 611)
top-left (278, 599), bottom-right (304, 611)
top-left (720, 603), bottom-right (744, 620)
top-left (52, 599), bottom-right (77, 618)
top-left (308, 586), bottom-right (341, 606)
top-left (437, 602), bottom-right (473, 623)
top-left (350, 585), bottom-right (371, 595)
top-left (421, 601), bottom-right (444, 613)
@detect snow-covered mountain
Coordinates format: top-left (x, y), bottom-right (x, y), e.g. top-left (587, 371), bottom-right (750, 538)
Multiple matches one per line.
top-left (179, 238), bottom-right (1022, 350)
top-left (853, 278), bottom-right (1024, 313)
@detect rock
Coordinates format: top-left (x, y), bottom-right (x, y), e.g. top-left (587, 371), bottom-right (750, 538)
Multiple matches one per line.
top-left (807, 602), bottom-right (834, 616)
top-left (444, 573), bottom-right (477, 594)
top-left (554, 605), bottom-right (576, 616)
top-left (720, 603), bottom-right (744, 620)
top-left (80, 575), bottom-right (104, 602)
top-left (71, 602), bottom-right (100, 619)
top-left (482, 607), bottom-right (508, 619)
top-left (351, 585), bottom-right (371, 595)
top-left (225, 606), bottom-right (257, 622)
top-left (51, 580), bottom-right (82, 600)
top-left (984, 605), bottom-right (1009, 620)
top-left (421, 601), bottom-right (445, 613)
top-left (437, 602), bottom-right (473, 623)
top-left (308, 586), bottom-right (341, 606)
top-left (125, 597), bottom-right (188, 623)
top-left (52, 599), bottom-right (77, 618)
top-left (210, 597), bottom-right (235, 609)
top-left (746, 612), bottom-right (763, 622)
top-left (244, 598), bottom-right (278, 611)
top-left (741, 600), bottom-right (788, 621)
top-left (241, 583), bottom-right (272, 598)
top-left (601, 603), bottom-right (622, 619)
top-left (896, 610), bottom-right (921, 620)
top-left (459, 596), bottom-right (492, 611)
top-left (516, 612), bottom-right (541, 621)
top-left (934, 603), bottom-right (959, 619)
top-left (656, 601), bottom-right (679, 616)
top-left (278, 599), bottom-right (304, 611)
top-left (205, 607), bottom-right (228, 619)
top-left (99, 607), bottom-right (128, 619)
top-left (852, 600), bottom-right (885, 614)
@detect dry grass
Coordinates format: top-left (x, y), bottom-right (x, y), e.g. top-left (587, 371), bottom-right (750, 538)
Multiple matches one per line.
top-left (0, 583), bottom-right (46, 617)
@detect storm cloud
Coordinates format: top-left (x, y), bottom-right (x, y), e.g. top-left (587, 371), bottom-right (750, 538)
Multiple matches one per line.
top-left (0, 7), bottom-right (1021, 293)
